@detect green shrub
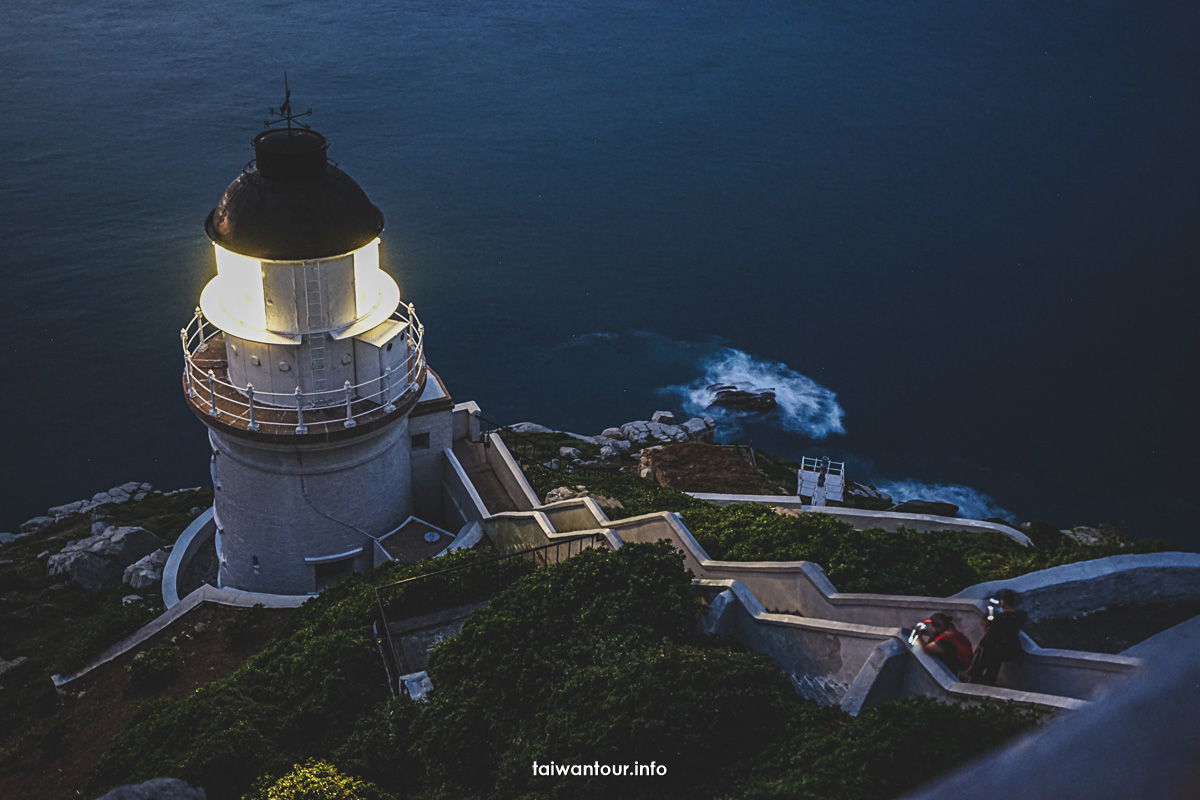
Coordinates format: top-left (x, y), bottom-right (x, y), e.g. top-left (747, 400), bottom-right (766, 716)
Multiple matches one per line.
top-left (84, 552), bottom-right (485, 800)
top-left (224, 602), bottom-right (269, 647)
top-left (128, 643), bottom-right (181, 691)
top-left (741, 696), bottom-right (1040, 800)
top-left (59, 596), bottom-right (160, 674)
top-left (523, 465), bottom-right (1182, 596)
top-left (245, 759), bottom-right (395, 800)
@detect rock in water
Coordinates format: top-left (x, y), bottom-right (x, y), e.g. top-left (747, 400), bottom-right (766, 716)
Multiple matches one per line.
top-left (705, 385), bottom-right (778, 414)
top-left (97, 778), bottom-right (207, 800)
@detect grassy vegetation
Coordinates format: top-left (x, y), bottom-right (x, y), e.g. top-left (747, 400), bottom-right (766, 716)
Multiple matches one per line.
top-left (84, 542), bottom-right (1041, 800)
top-left (521, 464), bottom-right (1181, 596)
top-left (0, 488), bottom-right (212, 756)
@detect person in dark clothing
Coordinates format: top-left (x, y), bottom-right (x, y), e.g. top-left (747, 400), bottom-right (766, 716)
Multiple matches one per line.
top-left (915, 612), bottom-right (974, 675)
top-left (968, 588), bottom-right (1028, 685)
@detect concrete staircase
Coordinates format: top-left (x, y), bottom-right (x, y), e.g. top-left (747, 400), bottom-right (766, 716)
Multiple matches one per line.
top-left (791, 672), bottom-right (848, 706)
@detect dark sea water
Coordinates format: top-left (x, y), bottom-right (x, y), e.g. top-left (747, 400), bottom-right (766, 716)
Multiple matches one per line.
top-left (2, 0), bottom-right (1197, 542)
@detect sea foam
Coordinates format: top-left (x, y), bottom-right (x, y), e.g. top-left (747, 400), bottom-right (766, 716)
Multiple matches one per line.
top-left (873, 479), bottom-right (1016, 522)
top-left (665, 348), bottom-right (846, 440)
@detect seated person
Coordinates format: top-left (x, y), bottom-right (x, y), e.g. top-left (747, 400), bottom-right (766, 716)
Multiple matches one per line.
top-left (912, 613), bottom-right (973, 675)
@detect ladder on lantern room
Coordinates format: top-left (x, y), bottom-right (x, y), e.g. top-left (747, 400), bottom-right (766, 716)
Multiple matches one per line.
top-left (304, 264), bottom-right (329, 393)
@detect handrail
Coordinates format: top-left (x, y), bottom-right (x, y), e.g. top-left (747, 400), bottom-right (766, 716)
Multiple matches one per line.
top-left (180, 304), bottom-right (427, 433)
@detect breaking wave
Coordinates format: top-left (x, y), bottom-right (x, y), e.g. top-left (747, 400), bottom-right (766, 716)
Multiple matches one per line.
top-left (873, 479), bottom-right (1016, 522)
top-left (665, 348), bottom-right (846, 440)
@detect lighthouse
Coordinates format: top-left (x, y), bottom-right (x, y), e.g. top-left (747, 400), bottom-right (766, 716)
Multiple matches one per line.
top-left (179, 108), bottom-right (445, 595)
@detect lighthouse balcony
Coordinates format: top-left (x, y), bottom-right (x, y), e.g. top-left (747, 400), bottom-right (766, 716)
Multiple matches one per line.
top-left (181, 307), bottom-right (426, 438)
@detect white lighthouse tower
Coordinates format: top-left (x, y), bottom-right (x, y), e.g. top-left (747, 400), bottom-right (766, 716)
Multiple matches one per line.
top-left (180, 108), bottom-right (433, 595)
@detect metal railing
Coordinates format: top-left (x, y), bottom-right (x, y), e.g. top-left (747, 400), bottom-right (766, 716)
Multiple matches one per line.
top-left (374, 533), bottom-right (606, 691)
top-left (180, 304), bottom-right (426, 434)
top-left (476, 416), bottom-right (614, 476)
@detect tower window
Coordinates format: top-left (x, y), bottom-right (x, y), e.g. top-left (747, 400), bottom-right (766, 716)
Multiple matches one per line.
top-left (412, 432), bottom-right (431, 449)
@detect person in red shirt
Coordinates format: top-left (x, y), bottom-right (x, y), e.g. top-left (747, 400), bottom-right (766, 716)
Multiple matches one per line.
top-left (915, 612), bottom-right (974, 677)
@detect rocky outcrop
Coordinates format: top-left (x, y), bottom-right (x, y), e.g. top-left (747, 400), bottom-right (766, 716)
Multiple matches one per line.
top-left (650, 410), bottom-right (676, 425)
top-left (681, 416), bottom-right (716, 444)
top-left (889, 499), bottom-right (960, 517)
top-left (27, 482), bottom-right (156, 532)
top-left (543, 485), bottom-right (624, 510)
top-left (47, 526), bottom-right (167, 590)
top-left (123, 547), bottom-right (171, 590)
top-left (61, 526), bottom-right (167, 568)
top-left (846, 482), bottom-right (892, 504)
top-left (620, 420), bottom-right (690, 446)
top-left (510, 422), bottom-right (555, 435)
top-left (0, 655), bottom-right (30, 679)
top-left (705, 384), bottom-right (778, 414)
top-left (96, 778), bottom-right (206, 800)
top-left (46, 551), bottom-right (124, 591)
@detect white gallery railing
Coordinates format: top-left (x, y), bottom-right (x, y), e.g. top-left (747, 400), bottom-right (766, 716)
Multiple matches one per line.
top-left (181, 305), bottom-right (426, 434)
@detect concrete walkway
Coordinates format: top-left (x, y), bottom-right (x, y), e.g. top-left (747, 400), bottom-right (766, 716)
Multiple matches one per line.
top-left (452, 439), bottom-right (519, 514)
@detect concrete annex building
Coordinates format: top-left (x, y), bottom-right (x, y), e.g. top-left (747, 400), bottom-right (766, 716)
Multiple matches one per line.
top-left (178, 115), bottom-right (480, 596)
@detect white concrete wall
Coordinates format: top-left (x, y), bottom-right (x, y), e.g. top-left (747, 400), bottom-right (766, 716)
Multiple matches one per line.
top-left (409, 408), bottom-right (455, 524)
top-left (483, 433), bottom-right (539, 511)
top-left (210, 419), bottom-right (412, 595)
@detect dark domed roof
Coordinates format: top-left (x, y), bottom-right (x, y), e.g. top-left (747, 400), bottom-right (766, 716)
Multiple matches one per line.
top-left (205, 128), bottom-right (384, 261)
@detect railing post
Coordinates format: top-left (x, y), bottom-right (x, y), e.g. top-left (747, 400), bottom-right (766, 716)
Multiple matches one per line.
top-left (206, 370), bottom-right (219, 417)
top-left (382, 367), bottom-right (396, 413)
top-left (195, 306), bottom-right (204, 342)
top-left (247, 384), bottom-right (259, 431)
top-left (343, 380), bottom-right (357, 428)
top-left (295, 387), bottom-right (308, 434)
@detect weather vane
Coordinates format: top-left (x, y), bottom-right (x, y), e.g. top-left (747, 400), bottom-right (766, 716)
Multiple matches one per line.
top-left (265, 72), bottom-right (312, 131)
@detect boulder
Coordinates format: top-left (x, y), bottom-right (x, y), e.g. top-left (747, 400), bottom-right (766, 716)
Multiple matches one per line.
top-left (48, 500), bottom-right (88, 518)
top-left (846, 482), bottom-right (892, 503)
top-left (650, 410), bottom-right (676, 425)
top-left (123, 548), bottom-right (171, 590)
top-left (705, 384), bottom-right (778, 414)
top-left (1064, 526), bottom-right (1104, 545)
top-left (620, 420), bottom-right (690, 446)
top-left (888, 499), bottom-right (960, 517)
top-left (0, 655), bottom-right (29, 679)
top-left (510, 422), bottom-right (555, 435)
top-left (62, 526), bottom-right (167, 568)
top-left (599, 445), bottom-right (619, 461)
top-left (97, 778), bottom-right (207, 800)
top-left (20, 516), bottom-right (55, 533)
top-left (558, 446), bottom-right (582, 460)
top-left (601, 427), bottom-right (626, 441)
top-left (91, 521), bottom-right (109, 536)
top-left (681, 416), bottom-right (716, 443)
top-left (544, 486), bottom-right (587, 504)
top-left (46, 550), bottom-right (123, 590)
top-left (91, 492), bottom-right (114, 505)
top-left (0, 531), bottom-right (28, 545)
top-left (122, 594), bottom-right (144, 605)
